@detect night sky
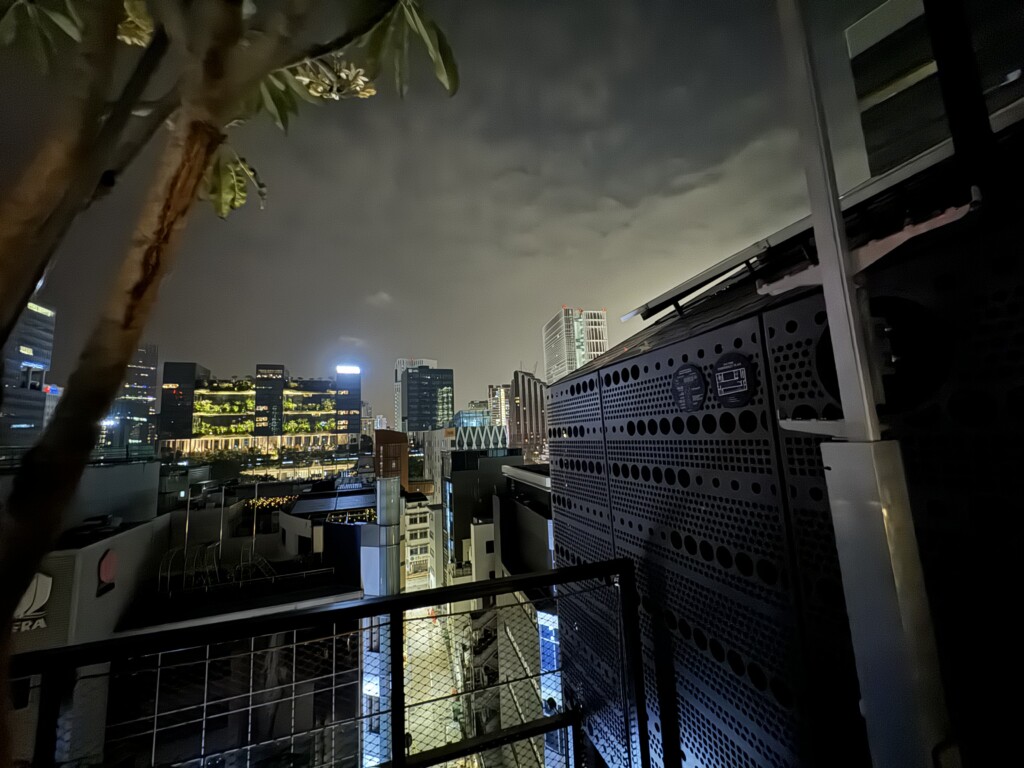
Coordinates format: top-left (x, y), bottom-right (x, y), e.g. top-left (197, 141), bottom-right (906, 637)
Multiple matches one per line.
top-left (3, 1), bottom-right (879, 418)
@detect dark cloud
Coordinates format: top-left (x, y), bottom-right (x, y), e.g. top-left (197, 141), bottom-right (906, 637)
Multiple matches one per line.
top-left (14, 0), bottom-right (869, 417)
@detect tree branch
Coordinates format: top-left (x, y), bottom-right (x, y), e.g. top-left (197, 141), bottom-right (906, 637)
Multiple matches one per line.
top-left (1, 28), bottom-right (172, 355)
top-left (94, 84), bottom-right (181, 203)
top-left (0, 0), bottom-right (123, 346)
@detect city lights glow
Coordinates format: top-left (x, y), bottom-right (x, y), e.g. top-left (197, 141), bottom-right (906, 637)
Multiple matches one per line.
top-left (335, 365), bottom-right (361, 375)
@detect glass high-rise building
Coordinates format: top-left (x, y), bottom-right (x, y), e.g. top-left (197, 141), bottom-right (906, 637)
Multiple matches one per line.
top-left (542, 307), bottom-right (608, 383)
top-left (509, 370), bottom-right (547, 464)
top-left (487, 383), bottom-right (510, 430)
top-left (98, 344), bottom-right (159, 448)
top-left (159, 363), bottom-right (361, 454)
top-left (334, 366), bottom-right (362, 437)
top-left (401, 366), bottom-right (454, 432)
top-left (159, 362), bottom-right (210, 441)
top-left (394, 358), bottom-right (437, 432)
top-left (254, 364), bottom-right (286, 437)
top-left (0, 301), bottom-right (56, 447)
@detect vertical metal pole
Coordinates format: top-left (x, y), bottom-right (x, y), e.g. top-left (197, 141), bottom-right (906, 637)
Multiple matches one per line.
top-left (218, 487), bottom-right (226, 559)
top-left (290, 629), bottom-right (297, 753)
top-left (776, 0), bottom-right (881, 444)
top-left (776, 2), bottom-right (956, 767)
top-left (252, 481), bottom-right (260, 545)
top-left (616, 565), bottom-right (650, 768)
top-left (183, 487), bottom-right (192, 590)
top-left (246, 636), bottom-right (255, 768)
top-left (389, 609), bottom-right (406, 768)
top-left (920, 0), bottom-right (997, 198)
top-left (33, 667), bottom-right (67, 768)
top-left (331, 623), bottom-right (337, 763)
top-left (200, 644), bottom-right (210, 759)
top-left (151, 652), bottom-right (162, 766)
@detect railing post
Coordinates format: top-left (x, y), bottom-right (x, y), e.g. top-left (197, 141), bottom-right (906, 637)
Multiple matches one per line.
top-left (616, 562), bottom-right (650, 768)
top-left (389, 609), bottom-right (406, 767)
top-left (33, 665), bottom-right (70, 768)
top-left (775, 2), bottom-right (956, 766)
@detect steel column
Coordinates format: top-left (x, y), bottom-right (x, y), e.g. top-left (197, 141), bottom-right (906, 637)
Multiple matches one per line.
top-left (389, 609), bottom-right (406, 767)
top-left (776, 2), bottom-right (956, 766)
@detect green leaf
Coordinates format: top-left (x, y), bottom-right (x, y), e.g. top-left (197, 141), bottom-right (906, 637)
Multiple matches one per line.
top-left (260, 81), bottom-right (286, 130)
top-left (40, 6), bottom-right (80, 41)
top-left (361, 5), bottom-right (397, 80)
top-left (200, 148), bottom-right (258, 219)
top-left (278, 68), bottom-right (322, 105)
top-left (0, 4), bottom-right (20, 47)
top-left (393, 16), bottom-right (408, 98)
top-left (400, 1), bottom-right (459, 95)
top-left (23, 7), bottom-right (51, 73)
top-left (63, 0), bottom-right (82, 30)
top-left (430, 21), bottom-right (459, 96)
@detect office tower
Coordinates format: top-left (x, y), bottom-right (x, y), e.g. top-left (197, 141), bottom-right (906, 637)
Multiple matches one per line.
top-left (400, 366), bottom-right (454, 432)
top-left (360, 401), bottom-right (374, 437)
top-left (97, 344), bottom-right (159, 448)
top-left (159, 362), bottom-right (211, 441)
top-left (453, 404), bottom-right (490, 428)
top-left (542, 307), bottom-right (608, 383)
top-left (159, 363), bottom-right (360, 454)
top-left (394, 358), bottom-right (437, 431)
top-left (0, 301), bottom-right (56, 447)
top-left (254, 364), bottom-right (286, 436)
top-left (334, 366), bottom-right (362, 437)
top-left (509, 370), bottom-right (547, 464)
top-left (373, 414), bottom-right (388, 431)
top-left (487, 383), bottom-right (510, 429)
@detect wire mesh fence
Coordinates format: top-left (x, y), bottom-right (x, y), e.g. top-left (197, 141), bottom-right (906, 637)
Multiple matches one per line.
top-left (12, 560), bottom-right (639, 768)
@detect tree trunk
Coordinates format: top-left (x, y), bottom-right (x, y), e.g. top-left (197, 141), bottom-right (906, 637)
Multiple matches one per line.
top-left (0, 115), bottom-right (223, 768)
top-left (0, 0), bottom-right (122, 344)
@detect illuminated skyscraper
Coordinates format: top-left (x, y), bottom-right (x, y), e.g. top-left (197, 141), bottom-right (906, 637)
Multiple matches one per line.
top-left (254, 364), bottom-right (286, 437)
top-left (334, 366), bottom-right (362, 437)
top-left (509, 370), bottom-right (547, 464)
top-left (487, 383), bottom-right (510, 430)
top-left (0, 301), bottom-right (56, 447)
top-left (98, 343), bottom-right (159, 448)
top-left (542, 307), bottom-right (608, 383)
top-left (401, 366), bottom-right (454, 432)
top-left (394, 358), bottom-right (437, 432)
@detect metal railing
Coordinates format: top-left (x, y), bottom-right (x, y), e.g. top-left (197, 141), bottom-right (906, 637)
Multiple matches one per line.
top-left (0, 443), bottom-right (157, 469)
top-left (11, 558), bottom-right (646, 768)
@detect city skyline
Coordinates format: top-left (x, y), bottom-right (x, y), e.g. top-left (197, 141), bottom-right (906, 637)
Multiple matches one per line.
top-left (16, 0), bottom-right (854, 421)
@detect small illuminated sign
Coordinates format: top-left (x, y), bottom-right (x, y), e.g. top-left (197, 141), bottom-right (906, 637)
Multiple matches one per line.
top-left (335, 365), bottom-right (361, 375)
top-left (18, 345), bottom-right (33, 356)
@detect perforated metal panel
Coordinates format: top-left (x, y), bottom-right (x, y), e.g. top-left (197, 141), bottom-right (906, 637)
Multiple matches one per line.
top-left (549, 296), bottom-right (870, 768)
top-left (548, 373), bottom-right (629, 764)
top-left (763, 294), bottom-right (868, 765)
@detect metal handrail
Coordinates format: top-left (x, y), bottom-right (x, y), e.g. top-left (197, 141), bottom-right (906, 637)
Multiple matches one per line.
top-left (11, 557), bottom-right (649, 768)
top-left (12, 557), bottom-right (632, 671)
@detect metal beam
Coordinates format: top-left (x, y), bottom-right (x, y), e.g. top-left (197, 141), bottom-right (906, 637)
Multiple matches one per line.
top-left (389, 609), bottom-right (406, 767)
top-left (776, 2), bottom-right (956, 767)
top-left (11, 558), bottom-right (630, 675)
top-left (777, 0), bottom-right (882, 443)
top-left (400, 711), bottom-right (576, 768)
